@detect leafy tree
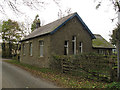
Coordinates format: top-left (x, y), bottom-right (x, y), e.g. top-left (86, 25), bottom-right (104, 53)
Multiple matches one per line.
top-left (110, 24), bottom-right (120, 45)
top-left (2, 19), bottom-right (23, 58)
top-left (31, 14), bottom-right (41, 32)
top-left (110, 30), bottom-right (117, 45)
top-left (95, 0), bottom-right (120, 81)
top-left (19, 22), bottom-right (31, 37)
top-left (2, 19), bottom-right (23, 43)
top-left (95, 0), bottom-right (120, 45)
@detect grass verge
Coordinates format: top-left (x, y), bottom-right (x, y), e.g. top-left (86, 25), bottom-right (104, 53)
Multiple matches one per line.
top-left (4, 60), bottom-right (111, 88)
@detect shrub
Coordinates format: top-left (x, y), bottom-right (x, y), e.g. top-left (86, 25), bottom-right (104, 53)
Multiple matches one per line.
top-left (106, 82), bottom-right (120, 88)
top-left (50, 55), bottom-right (63, 70)
top-left (51, 53), bottom-right (117, 82)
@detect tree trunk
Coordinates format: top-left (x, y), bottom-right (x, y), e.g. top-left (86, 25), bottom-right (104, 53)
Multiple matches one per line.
top-left (8, 42), bottom-right (12, 58)
top-left (2, 42), bottom-right (5, 58)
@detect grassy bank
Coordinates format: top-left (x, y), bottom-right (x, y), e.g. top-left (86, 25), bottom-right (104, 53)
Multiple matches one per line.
top-left (4, 60), bottom-right (111, 88)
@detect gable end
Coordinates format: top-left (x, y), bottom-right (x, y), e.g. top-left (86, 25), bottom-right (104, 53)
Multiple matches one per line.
top-left (50, 13), bottom-right (95, 39)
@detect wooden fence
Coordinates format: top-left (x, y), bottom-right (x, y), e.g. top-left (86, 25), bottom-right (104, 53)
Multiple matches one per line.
top-left (53, 54), bottom-right (117, 82)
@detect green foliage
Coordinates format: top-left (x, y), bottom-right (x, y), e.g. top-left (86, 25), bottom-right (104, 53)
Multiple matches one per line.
top-left (106, 82), bottom-right (120, 88)
top-left (5, 60), bottom-right (53, 73)
top-left (5, 59), bottom-right (109, 88)
top-left (2, 19), bottom-right (23, 43)
top-left (110, 24), bottom-right (120, 45)
top-left (2, 19), bottom-right (22, 58)
top-left (52, 53), bottom-right (117, 82)
top-left (50, 55), bottom-right (63, 70)
top-left (31, 14), bottom-right (41, 32)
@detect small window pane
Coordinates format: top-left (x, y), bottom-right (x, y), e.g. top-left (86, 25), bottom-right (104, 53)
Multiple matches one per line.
top-left (72, 36), bottom-right (76, 41)
top-left (29, 42), bottom-right (32, 56)
top-left (23, 44), bottom-right (25, 55)
top-left (39, 41), bottom-right (44, 57)
top-left (64, 41), bottom-right (68, 55)
top-left (72, 36), bottom-right (76, 55)
top-left (79, 42), bottom-right (82, 53)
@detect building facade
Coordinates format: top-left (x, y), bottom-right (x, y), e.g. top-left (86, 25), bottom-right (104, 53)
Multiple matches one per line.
top-left (21, 13), bottom-right (111, 68)
top-left (92, 34), bottom-right (115, 55)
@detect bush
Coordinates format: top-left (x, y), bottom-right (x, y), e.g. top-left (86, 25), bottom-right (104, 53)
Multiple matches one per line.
top-left (50, 55), bottom-right (63, 70)
top-left (106, 82), bottom-right (120, 88)
top-left (51, 53), bottom-right (117, 82)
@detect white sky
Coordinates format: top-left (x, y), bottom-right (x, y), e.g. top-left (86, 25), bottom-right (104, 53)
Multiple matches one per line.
top-left (0, 0), bottom-right (118, 41)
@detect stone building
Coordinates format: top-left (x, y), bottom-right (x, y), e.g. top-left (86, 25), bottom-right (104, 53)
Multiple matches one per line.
top-left (92, 34), bottom-right (115, 55)
top-left (20, 12), bottom-right (99, 68)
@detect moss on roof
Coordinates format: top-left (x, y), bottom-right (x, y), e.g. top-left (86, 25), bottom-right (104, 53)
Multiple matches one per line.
top-left (92, 34), bottom-right (115, 49)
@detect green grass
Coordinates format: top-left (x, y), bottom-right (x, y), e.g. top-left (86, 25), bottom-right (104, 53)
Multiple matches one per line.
top-left (106, 82), bottom-right (120, 88)
top-left (4, 60), bottom-right (112, 88)
top-left (4, 60), bottom-right (53, 73)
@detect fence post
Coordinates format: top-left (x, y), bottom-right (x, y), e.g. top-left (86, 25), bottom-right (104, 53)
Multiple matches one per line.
top-left (110, 58), bottom-right (113, 82)
top-left (61, 58), bottom-right (63, 73)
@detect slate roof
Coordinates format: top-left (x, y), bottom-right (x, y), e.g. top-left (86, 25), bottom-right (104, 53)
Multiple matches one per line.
top-left (92, 34), bottom-right (115, 49)
top-left (20, 12), bottom-right (95, 42)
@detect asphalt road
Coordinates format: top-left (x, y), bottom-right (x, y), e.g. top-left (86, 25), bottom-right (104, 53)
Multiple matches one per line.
top-left (2, 61), bottom-right (59, 88)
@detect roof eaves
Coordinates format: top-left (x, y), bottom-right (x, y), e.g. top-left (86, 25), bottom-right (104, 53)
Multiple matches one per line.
top-left (93, 47), bottom-right (115, 49)
top-left (50, 13), bottom-right (76, 35)
top-left (75, 13), bottom-right (95, 39)
top-left (19, 33), bottom-right (50, 42)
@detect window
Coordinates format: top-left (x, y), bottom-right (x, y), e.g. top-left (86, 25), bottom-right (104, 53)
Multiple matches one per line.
top-left (72, 36), bottom-right (76, 55)
top-left (98, 49), bottom-right (104, 55)
top-left (64, 41), bottom-right (68, 55)
top-left (29, 42), bottom-right (32, 56)
top-left (79, 42), bottom-right (83, 53)
top-left (23, 44), bottom-right (25, 55)
top-left (39, 41), bottom-right (44, 57)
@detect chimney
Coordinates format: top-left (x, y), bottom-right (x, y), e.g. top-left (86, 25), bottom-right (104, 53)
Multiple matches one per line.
top-left (36, 19), bottom-right (41, 28)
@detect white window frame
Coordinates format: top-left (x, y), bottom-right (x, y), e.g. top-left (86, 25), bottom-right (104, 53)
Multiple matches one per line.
top-left (64, 41), bottom-right (69, 55)
top-left (29, 42), bottom-right (32, 56)
top-left (23, 44), bottom-right (25, 55)
top-left (39, 41), bottom-right (44, 57)
top-left (72, 36), bottom-right (76, 55)
top-left (79, 42), bottom-right (83, 53)
top-left (99, 49), bottom-right (104, 55)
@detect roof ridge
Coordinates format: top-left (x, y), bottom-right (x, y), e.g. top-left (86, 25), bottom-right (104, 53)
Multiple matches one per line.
top-left (32, 12), bottom-right (76, 32)
top-left (20, 12), bottom-right (95, 42)
top-left (93, 34), bottom-right (115, 48)
top-left (42, 12), bottom-right (76, 27)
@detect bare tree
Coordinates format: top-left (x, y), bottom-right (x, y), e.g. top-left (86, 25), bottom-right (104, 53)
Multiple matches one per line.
top-left (58, 8), bottom-right (72, 19)
top-left (0, 0), bottom-right (61, 37)
top-left (0, 0), bottom-right (61, 15)
top-left (95, 0), bottom-right (120, 11)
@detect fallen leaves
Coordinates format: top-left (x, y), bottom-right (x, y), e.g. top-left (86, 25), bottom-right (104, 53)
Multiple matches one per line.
top-left (4, 60), bottom-right (110, 88)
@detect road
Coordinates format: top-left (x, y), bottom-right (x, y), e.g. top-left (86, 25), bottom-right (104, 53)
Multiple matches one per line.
top-left (2, 61), bottom-right (59, 88)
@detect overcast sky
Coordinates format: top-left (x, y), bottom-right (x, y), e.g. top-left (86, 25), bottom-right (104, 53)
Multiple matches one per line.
top-left (0, 0), bottom-right (118, 41)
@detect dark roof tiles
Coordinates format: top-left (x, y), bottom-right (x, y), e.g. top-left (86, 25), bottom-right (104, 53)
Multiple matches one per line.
top-left (21, 12), bottom-right (95, 42)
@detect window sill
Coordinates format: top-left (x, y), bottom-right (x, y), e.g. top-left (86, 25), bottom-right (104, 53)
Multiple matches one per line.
top-left (39, 56), bottom-right (44, 58)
